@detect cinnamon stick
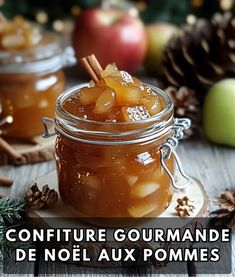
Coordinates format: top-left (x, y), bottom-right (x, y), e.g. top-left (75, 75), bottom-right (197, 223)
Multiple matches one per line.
top-left (81, 57), bottom-right (100, 83)
top-left (80, 54), bottom-right (103, 83)
top-left (0, 175), bottom-right (13, 186)
top-left (87, 54), bottom-right (103, 80)
top-left (0, 137), bottom-right (25, 165)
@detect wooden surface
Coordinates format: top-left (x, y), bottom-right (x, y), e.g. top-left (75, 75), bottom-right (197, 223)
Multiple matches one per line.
top-left (0, 67), bottom-right (234, 276)
top-left (0, 135), bottom-right (55, 165)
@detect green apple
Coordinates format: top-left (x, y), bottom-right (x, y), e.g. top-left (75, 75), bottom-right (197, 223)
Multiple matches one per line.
top-left (145, 23), bottom-right (177, 75)
top-left (203, 79), bottom-right (235, 146)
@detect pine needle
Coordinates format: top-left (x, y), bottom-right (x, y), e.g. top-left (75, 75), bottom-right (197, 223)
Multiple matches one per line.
top-left (0, 198), bottom-right (25, 223)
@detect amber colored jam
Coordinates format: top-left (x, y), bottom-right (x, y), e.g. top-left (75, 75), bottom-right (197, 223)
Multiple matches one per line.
top-left (62, 65), bottom-right (165, 123)
top-left (56, 132), bottom-right (174, 218)
top-left (0, 70), bottom-right (65, 139)
top-left (56, 64), bottom-right (174, 220)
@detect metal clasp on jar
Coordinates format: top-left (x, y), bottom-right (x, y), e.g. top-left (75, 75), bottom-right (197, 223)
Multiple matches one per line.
top-left (159, 118), bottom-right (191, 190)
top-left (42, 117), bottom-right (56, 138)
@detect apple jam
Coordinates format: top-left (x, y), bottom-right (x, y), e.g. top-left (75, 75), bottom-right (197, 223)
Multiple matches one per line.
top-left (56, 130), bottom-right (174, 218)
top-left (0, 18), bottom-right (65, 139)
top-left (0, 16), bottom-right (42, 50)
top-left (63, 64), bottom-right (165, 122)
top-left (0, 70), bottom-right (65, 138)
top-left (55, 65), bottom-right (176, 219)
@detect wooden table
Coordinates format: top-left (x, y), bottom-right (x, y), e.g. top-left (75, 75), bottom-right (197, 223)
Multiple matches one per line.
top-left (0, 68), bottom-right (234, 276)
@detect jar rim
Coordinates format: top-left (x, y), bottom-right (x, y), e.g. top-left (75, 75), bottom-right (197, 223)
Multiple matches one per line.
top-left (56, 83), bottom-right (174, 126)
top-left (54, 83), bottom-right (175, 145)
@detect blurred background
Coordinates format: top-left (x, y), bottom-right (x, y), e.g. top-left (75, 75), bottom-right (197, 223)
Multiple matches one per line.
top-left (1, 0), bottom-right (234, 25)
top-left (1, 0), bottom-right (235, 144)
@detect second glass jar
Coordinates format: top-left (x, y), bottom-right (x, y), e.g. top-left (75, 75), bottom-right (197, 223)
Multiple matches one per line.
top-left (0, 33), bottom-right (65, 139)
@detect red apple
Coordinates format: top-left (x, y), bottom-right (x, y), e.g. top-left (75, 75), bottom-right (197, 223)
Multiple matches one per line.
top-left (73, 8), bottom-right (147, 73)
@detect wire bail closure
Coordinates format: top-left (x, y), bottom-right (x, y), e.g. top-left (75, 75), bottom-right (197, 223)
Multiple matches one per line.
top-left (159, 118), bottom-right (191, 190)
top-left (42, 117), bottom-right (56, 138)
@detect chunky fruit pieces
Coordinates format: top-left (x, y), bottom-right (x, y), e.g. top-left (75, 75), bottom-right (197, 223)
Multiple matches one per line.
top-left (0, 16), bottom-right (42, 50)
top-left (93, 88), bottom-right (116, 114)
top-left (63, 63), bottom-right (163, 122)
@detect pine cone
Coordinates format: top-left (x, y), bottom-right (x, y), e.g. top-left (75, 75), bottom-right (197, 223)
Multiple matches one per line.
top-left (165, 86), bottom-right (201, 138)
top-left (163, 12), bottom-right (235, 96)
top-left (25, 183), bottom-right (58, 210)
top-left (210, 190), bottom-right (235, 230)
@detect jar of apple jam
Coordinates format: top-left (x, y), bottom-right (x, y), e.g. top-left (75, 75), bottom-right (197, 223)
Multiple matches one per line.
top-left (43, 64), bottom-right (191, 221)
top-left (0, 16), bottom-right (66, 139)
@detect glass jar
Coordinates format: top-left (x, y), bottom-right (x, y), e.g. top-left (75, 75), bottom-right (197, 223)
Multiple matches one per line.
top-left (43, 84), bottom-right (191, 222)
top-left (0, 33), bottom-right (67, 139)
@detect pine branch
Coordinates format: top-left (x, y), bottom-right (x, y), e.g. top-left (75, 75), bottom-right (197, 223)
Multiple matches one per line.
top-left (0, 198), bottom-right (25, 224)
top-left (0, 198), bottom-right (28, 265)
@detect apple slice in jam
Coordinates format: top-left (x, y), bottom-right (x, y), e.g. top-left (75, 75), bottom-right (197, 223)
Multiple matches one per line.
top-left (63, 63), bottom-right (163, 123)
